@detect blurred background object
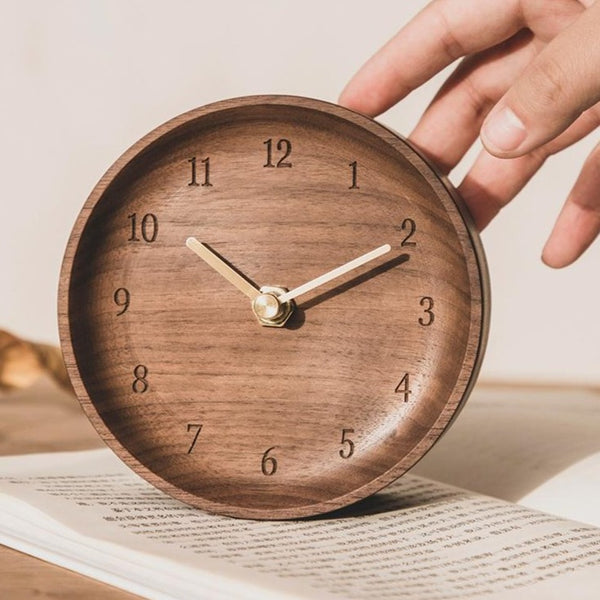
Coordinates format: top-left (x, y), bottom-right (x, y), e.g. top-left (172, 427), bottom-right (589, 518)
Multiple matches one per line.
top-left (0, 330), bottom-right (101, 456)
top-left (0, 330), bottom-right (72, 392)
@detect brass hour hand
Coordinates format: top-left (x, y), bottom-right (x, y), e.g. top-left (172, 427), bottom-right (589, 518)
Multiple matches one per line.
top-left (185, 237), bottom-right (260, 300)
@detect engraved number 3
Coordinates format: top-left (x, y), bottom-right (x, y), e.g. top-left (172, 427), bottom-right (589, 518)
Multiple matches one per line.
top-left (419, 296), bottom-right (434, 327)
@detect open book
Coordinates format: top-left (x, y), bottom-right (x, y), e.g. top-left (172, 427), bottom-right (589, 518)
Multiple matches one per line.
top-left (1, 385), bottom-right (599, 600)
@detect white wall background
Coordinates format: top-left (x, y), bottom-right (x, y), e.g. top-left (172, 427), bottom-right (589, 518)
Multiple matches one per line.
top-left (2, 1), bottom-right (598, 384)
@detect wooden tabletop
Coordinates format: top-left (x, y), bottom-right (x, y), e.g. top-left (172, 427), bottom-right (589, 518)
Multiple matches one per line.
top-left (0, 377), bottom-right (141, 599)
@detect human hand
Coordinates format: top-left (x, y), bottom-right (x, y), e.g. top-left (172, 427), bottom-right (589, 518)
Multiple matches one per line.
top-left (339, 0), bottom-right (600, 268)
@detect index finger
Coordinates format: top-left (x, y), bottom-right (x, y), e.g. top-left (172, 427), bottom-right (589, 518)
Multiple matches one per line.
top-left (339, 0), bottom-right (524, 116)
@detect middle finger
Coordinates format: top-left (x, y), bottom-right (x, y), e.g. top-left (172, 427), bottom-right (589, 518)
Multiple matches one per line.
top-left (409, 30), bottom-right (538, 174)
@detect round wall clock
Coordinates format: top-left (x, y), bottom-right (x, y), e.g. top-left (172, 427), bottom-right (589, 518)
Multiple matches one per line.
top-left (59, 95), bottom-right (489, 519)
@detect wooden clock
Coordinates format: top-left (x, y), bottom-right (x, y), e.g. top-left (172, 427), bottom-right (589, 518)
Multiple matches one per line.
top-left (59, 95), bottom-right (489, 519)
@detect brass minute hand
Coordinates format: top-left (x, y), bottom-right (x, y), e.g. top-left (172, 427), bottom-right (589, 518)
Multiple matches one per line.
top-left (186, 237), bottom-right (260, 300)
top-left (277, 244), bottom-right (391, 303)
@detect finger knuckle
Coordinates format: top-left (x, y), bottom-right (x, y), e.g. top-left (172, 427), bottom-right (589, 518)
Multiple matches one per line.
top-left (435, 9), bottom-right (466, 62)
top-left (462, 71), bottom-right (497, 119)
top-left (527, 145), bottom-right (551, 166)
top-left (585, 104), bottom-right (600, 133)
top-left (585, 142), bottom-right (600, 178)
top-left (569, 142), bottom-right (600, 214)
top-left (526, 55), bottom-right (570, 110)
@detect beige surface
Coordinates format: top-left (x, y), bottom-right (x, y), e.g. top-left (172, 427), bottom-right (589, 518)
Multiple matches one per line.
top-left (0, 377), bottom-right (140, 599)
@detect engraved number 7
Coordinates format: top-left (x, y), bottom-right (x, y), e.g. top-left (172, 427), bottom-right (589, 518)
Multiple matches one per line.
top-left (186, 423), bottom-right (203, 454)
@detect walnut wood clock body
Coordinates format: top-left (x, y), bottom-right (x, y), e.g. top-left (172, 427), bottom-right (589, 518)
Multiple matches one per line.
top-left (59, 95), bottom-right (489, 519)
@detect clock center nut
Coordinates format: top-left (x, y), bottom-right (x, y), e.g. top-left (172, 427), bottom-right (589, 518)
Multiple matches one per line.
top-left (252, 286), bottom-right (295, 327)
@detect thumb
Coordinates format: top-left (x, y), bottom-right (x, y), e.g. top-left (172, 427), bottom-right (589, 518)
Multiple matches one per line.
top-left (481, 2), bottom-right (600, 158)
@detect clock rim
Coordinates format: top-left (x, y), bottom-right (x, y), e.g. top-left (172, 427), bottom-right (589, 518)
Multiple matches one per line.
top-left (58, 94), bottom-right (490, 519)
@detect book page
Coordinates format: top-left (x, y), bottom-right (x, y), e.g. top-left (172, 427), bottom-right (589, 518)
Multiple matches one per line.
top-left (413, 385), bottom-right (600, 525)
top-left (1, 449), bottom-right (600, 600)
top-left (518, 451), bottom-right (600, 528)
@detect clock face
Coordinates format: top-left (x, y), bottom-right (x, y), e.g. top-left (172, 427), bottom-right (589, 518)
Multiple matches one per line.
top-left (59, 96), bottom-right (489, 519)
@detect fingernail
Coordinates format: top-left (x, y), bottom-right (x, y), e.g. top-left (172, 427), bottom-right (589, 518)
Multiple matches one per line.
top-left (482, 107), bottom-right (527, 152)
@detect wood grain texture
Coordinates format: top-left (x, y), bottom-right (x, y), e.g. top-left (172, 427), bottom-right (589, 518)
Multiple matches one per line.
top-left (0, 378), bottom-right (138, 600)
top-left (0, 544), bottom-right (140, 600)
top-left (58, 96), bottom-right (489, 519)
top-left (0, 377), bottom-right (103, 456)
